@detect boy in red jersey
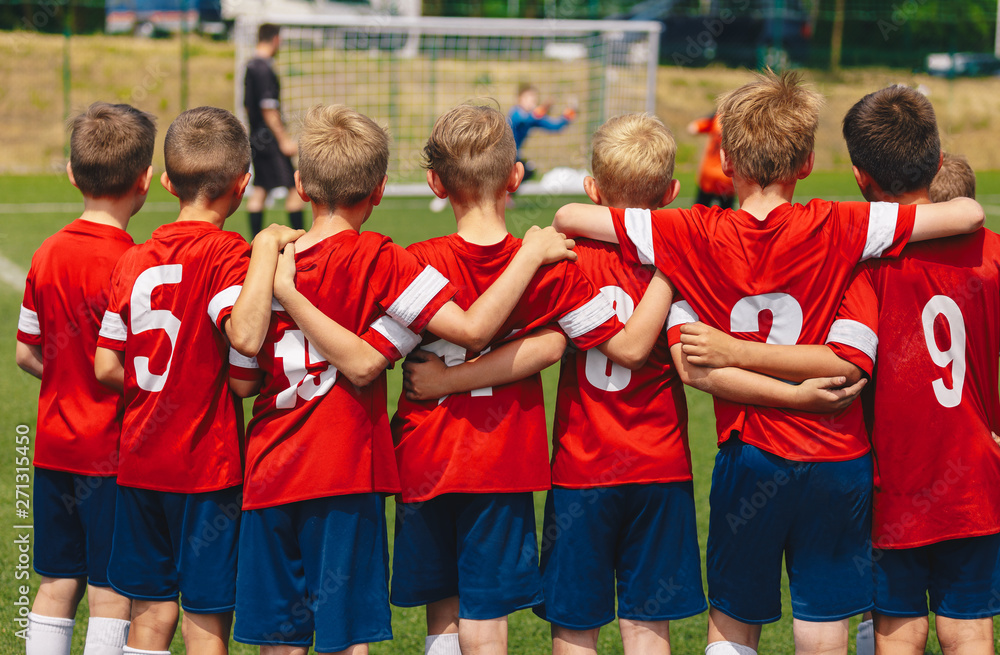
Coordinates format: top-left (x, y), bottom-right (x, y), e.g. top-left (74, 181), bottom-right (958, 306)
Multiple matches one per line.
top-left (930, 152), bottom-right (976, 203)
top-left (16, 102), bottom-right (154, 655)
top-left (226, 104), bottom-right (579, 655)
top-left (93, 107), bottom-right (301, 655)
top-left (552, 71), bottom-right (984, 655)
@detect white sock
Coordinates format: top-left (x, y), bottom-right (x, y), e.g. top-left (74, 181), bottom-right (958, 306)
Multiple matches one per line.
top-left (122, 647), bottom-right (170, 655)
top-left (856, 619), bottom-right (875, 655)
top-left (84, 617), bottom-right (130, 655)
top-left (705, 641), bottom-right (757, 655)
top-left (426, 632), bottom-right (463, 655)
top-left (26, 612), bottom-right (74, 655)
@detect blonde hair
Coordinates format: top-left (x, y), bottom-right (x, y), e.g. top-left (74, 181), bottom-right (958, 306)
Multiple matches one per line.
top-left (930, 152), bottom-right (976, 202)
top-left (298, 104), bottom-right (389, 208)
top-left (591, 113), bottom-right (676, 209)
top-left (69, 102), bottom-right (156, 198)
top-left (717, 69), bottom-right (823, 188)
top-left (164, 107), bottom-right (250, 202)
top-left (423, 104), bottom-right (517, 204)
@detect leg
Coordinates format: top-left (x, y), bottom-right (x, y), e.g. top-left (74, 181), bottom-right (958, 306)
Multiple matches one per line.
top-left (284, 188), bottom-right (305, 230)
top-left (84, 585), bottom-right (132, 655)
top-left (127, 599), bottom-right (179, 651)
top-left (872, 613), bottom-right (927, 655)
top-left (620, 618), bottom-right (669, 655)
top-left (856, 613), bottom-right (875, 655)
top-left (552, 625), bottom-right (599, 655)
top-left (88, 585), bottom-right (131, 620)
top-left (181, 611), bottom-right (233, 655)
top-left (458, 616), bottom-right (507, 655)
top-left (426, 596), bottom-right (462, 653)
top-left (935, 616), bottom-right (994, 655)
top-left (708, 608), bottom-right (761, 651)
top-left (792, 618), bottom-right (849, 655)
top-left (247, 186), bottom-right (267, 236)
top-left (261, 647), bottom-right (308, 655)
top-left (33, 576), bottom-right (87, 618)
top-left (27, 577), bottom-right (85, 655)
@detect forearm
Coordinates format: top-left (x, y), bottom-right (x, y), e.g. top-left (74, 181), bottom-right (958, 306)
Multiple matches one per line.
top-left (262, 108), bottom-right (290, 143)
top-left (15, 342), bottom-right (43, 379)
top-left (910, 197), bottom-right (984, 242)
top-left (229, 375), bottom-right (262, 398)
top-left (728, 342), bottom-right (862, 384)
top-left (279, 289), bottom-right (389, 387)
top-left (552, 204), bottom-right (619, 243)
top-left (94, 347), bottom-right (125, 392)
top-left (437, 330), bottom-right (566, 396)
top-left (227, 247), bottom-right (280, 357)
top-left (597, 272), bottom-right (672, 370)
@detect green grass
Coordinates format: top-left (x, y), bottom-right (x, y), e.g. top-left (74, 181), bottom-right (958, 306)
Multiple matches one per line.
top-left (2, 171), bottom-right (1000, 653)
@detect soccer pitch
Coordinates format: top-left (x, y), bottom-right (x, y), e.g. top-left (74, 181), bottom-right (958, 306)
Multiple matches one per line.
top-left (2, 171), bottom-right (1000, 653)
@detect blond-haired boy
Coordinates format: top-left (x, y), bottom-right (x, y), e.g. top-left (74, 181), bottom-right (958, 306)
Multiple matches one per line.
top-left (930, 152), bottom-right (976, 202)
top-left (227, 103), bottom-right (578, 655)
top-left (94, 106), bottom-right (300, 655)
top-left (17, 102), bottom-right (155, 655)
top-left (553, 70), bottom-right (984, 655)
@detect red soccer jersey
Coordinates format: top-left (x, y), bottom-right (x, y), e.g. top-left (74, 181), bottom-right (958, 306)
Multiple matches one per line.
top-left (612, 200), bottom-right (916, 461)
top-left (235, 231), bottom-right (456, 510)
top-left (17, 219), bottom-right (134, 475)
top-left (861, 229), bottom-right (1000, 548)
top-left (551, 239), bottom-right (690, 487)
top-left (391, 233), bottom-right (624, 502)
top-left (97, 221), bottom-right (249, 493)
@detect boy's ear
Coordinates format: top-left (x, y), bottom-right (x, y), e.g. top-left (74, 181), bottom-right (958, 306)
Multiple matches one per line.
top-left (161, 172), bottom-right (180, 198)
top-left (719, 149), bottom-right (735, 178)
top-left (370, 175), bottom-right (387, 207)
top-left (66, 162), bottom-right (79, 190)
top-left (137, 166), bottom-right (154, 196)
top-left (236, 172), bottom-right (252, 199)
top-left (660, 179), bottom-right (681, 208)
top-left (851, 165), bottom-right (882, 202)
top-left (796, 151), bottom-right (815, 180)
top-left (506, 161), bottom-right (525, 193)
top-left (583, 176), bottom-right (602, 205)
top-left (426, 170), bottom-right (448, 199)
top-left (294, 171), bottom-right (311, 203)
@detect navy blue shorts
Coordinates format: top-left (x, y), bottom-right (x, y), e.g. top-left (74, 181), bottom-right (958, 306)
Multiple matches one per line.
top-left (33, 468), bottom-right (118, 586)
top-left (874, 532), bottom-right (1000, 619)
top-left (707, 439), bottom-right (874, 624)
top-left (533, 483), bottom-right (707, 629)
top-left (234, 494), bottom-right (392, 653)
top-left (107, 485), bottom-right (241, 613)
top-left (391, 492), bottom-right (543, 620)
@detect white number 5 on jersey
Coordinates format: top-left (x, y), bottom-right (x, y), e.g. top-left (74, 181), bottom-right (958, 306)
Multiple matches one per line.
top-left (131, 265), bottom-right (182, 392)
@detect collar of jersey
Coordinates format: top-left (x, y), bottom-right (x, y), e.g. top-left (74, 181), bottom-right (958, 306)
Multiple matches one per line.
top-left (731, 201), bottom-right (794, 229)
top-left (447, 232), bottom-right (517, 258)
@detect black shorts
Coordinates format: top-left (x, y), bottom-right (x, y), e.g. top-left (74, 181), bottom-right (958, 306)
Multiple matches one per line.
top-left (250, 129), bottom-right (295, 191)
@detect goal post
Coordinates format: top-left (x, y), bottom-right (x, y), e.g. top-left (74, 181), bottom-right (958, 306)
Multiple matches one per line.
top-left (234, 14), bottom-right (661, 195)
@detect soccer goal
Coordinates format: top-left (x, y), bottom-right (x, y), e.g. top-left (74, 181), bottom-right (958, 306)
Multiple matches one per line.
top-left (234, 14), bottom-right (661, 195)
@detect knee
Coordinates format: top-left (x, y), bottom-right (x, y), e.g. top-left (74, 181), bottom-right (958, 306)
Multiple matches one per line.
top-left (181, 610), bottom-right (233, 643)
top-left (552, 624), bottom-right (600, 650)
top-left (34, 577), bottom-right (86, 615)
top-left (86, 585), bottom-right (131, 620)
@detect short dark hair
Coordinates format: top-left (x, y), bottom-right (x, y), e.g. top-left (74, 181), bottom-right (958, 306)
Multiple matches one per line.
top-left (69, 102), bottom-right (156, 198)
top-left (842, 85), bottom-right (940, 197)
top-left (164, 107), bottom-right (250, 202)
top-left (258, 23), bottom-right (280, 43)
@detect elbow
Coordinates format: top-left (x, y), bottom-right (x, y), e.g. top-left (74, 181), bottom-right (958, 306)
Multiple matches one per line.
top-left (229, 332), bottom-right (262, 359)
top-left (344, 356), bottom-right (386, 388)
top-left (94, 364), bottom-right (116, 389)
top-left (970, 202), bottom-right (986, 232)
top-left (842, 364), bottom-right (865, 386)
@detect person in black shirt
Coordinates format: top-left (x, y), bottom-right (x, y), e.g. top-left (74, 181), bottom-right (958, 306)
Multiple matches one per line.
top-left (244, 23), bottom-right (306, 236)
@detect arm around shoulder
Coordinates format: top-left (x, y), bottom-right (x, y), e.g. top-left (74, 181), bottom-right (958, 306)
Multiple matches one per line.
top-left (15, 342), bottom-right (43, 379)
top-left (910, 197), bottom-right (984, 243)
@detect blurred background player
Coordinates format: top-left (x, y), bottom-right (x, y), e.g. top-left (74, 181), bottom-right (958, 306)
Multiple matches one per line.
top-left (244, 23), bottom-right (306, 236)
top-left (930, 152), bottom-right (976, 202)
top-left (17, 101), bottom-right (154, 655)
top-left (687, 112), bottom-right (735, 209)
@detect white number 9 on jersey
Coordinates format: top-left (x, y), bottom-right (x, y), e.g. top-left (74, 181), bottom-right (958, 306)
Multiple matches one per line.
top-left (921, 295), bottom-right (967, 408)
top-left (584, 286), bottom-right (634, 392)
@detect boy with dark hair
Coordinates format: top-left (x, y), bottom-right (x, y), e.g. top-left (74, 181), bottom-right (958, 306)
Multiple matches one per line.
top-left (17, 101), bottom-right (155, 655)
top-left (552, 71), bottom-right (984, 655)
top-left (94, 106), bottom-right (301, 655)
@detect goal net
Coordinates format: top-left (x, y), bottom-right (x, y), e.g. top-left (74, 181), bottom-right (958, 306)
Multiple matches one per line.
top-left (234, 14), bottom-right (661, 195)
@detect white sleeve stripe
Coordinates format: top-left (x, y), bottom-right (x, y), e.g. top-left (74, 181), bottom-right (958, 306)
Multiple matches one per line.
top-left (861, 202), bottom-right (900, 261)
top-left (207, 285), bottom-right (242, 325)
top-left (826, 319), bottom-right (878, 362)
top-left (558, 295), bottom-right (616, 340)
top-left (371, 316), bottom-right (422, 357)
top-left (229, 348), bottom-right (259, 369)
top-left (624, 207), bottom-right (656, 266)
top-left (666, 300), bottom-right (699, 330)
top-left (17, 305), bottom-right (40, 335)
top-left (259, 99), bottom-right (280, 109)
top-left (99, 311), bottom-right (127, 342)
top-left (386, 266), bottom-right (449, 328)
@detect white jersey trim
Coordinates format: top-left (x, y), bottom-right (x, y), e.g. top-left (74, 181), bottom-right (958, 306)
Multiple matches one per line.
top-left (386, 266), bottom-right (449, 328)
top-left (208, 285), bottom-right (242, 326)
top-left (17, 305), bottom-right (40, 335)
top-left (826, 319), bottom-right (878, 362)
top-left (259, 98), bottom-right (280, 110)
top-left (861, 202), bottom-right (900, 261)
top-left (666, 300), bottom-right (699, 330)
top-left (99, 310), bottom-right (127, 342)
top-left (624, 207), bottom-right (656, 266)
top-left (229, 347), bottom-right (259, 370)
top-left (558, 294), bottom-right (616, 340)
top-left (371, 316), bottom-right (422, 357)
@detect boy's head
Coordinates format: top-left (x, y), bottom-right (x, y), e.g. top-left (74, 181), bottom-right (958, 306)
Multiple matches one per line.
top-left (842, 85), bottom-right (941, 201)
top-left (423, 104), bottom-right (518, 206)
top-left (297, 104), bottom-right (389, 210)
top-left (69, 102), bottom-right (156, 199)
top-left (716, 69), bottom-right (822, 188)
top-left (163, 106), bottom-right (250, 208)
top-left (588, 113), bottom-right (679, 210)
top-left (930, 152), bottom-right (976, 202)
top-left (517, 83), bottom-right (539, 111)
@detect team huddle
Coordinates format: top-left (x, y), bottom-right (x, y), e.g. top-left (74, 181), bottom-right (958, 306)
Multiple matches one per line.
top-left (14, 67), bottom-right (999, 655)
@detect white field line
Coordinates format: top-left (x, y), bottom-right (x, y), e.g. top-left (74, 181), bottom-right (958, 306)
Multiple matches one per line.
top-left (0, 253), bottom-right (26, 292)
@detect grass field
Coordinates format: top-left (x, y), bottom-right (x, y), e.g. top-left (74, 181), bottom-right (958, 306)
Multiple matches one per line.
top-left (2, 170), bottom-right (1000, 654)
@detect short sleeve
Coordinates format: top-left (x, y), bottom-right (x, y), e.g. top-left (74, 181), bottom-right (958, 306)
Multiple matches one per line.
top-left (250, 60), bottom-right (280, 110)
top-left (610, 206), bottom-right (692, 277)
top-left (372, 241), bottom-right (457, 334)
top-left (207, 238), bottom-right (252, 332)
top-left (16, 268), bottom-right (41, 345)
top-left (96, 259), bottom-right (128, 351)
top-left (228, 347), bottom-right (261, 381)
top-left (360, 315), bottom-right (422, 363)
top-left (825, 266), bottom-right (879, 376)
top-left (839, 201), bottom-right (917, 263)
top-left (551, 263), bottom-right (623, 350)
top-left (665, 293), bottom-right (699, 347)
